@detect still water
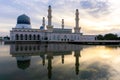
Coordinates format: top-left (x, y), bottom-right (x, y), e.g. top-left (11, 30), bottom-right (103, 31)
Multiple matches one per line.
top-left (0, 42), bottom-right (120, 80)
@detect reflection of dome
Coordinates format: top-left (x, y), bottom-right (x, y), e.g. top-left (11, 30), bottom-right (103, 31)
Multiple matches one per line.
top-left (17, 14), bottom-right (31, 24)
top-left (17, 60), bottom-right (30, 70)
top-left (16, 56), bottom-right (31, 70)
top-left (40, 26), bottom-right (44, 30)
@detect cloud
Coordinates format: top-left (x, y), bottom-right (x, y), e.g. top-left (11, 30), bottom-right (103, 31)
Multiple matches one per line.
top-left (80, 62), bottom-right (111, 79)
top-left (80, 0), bottom-right (110, 17)
top-left (0, 0), bottom-right (120, 36)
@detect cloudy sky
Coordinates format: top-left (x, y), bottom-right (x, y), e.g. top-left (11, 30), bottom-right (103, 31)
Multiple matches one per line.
top-left (0, 0), bottom-right (120, 36)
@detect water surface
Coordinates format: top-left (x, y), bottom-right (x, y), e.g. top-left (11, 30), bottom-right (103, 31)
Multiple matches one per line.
top-left (0, 42), bottom-right (120, 80)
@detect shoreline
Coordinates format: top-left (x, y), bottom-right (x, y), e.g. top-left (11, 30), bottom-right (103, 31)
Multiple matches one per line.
top-left (4, 40), bottom-right (120, 45)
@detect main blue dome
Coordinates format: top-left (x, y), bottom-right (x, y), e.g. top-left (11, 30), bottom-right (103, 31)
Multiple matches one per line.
top-left (17, 14), bottom-right (31, 24)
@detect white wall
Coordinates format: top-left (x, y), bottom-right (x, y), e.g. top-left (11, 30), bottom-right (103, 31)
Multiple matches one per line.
top-left (10, 29), bottom-right (95, 41)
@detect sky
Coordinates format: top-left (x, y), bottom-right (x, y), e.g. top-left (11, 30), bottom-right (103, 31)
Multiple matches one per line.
top-left (0, 0), bottom-right (120, 36)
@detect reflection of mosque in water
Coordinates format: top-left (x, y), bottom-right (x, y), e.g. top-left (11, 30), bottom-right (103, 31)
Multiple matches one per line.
top-left (10, 43), bottom-right (84, 79)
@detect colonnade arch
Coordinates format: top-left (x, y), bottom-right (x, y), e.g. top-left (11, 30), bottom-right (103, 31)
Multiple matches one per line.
top-left (15, 34), bottom-right (41, 41)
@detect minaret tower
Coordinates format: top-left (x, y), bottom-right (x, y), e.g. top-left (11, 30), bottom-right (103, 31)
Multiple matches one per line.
top-left (47, 5), bottom-right (53, 32)
top-left (62, 19), bottom-right (64, 29)
top-left (42, 17), bottom-right (45, 27)
top-left (74, 9), bottom-right (81, 33)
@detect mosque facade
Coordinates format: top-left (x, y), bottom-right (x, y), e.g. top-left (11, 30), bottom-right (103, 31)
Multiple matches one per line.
top-left (10, 5), bottom-right (95, 42)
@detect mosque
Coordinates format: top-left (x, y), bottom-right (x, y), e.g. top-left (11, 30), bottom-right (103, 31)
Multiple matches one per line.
top-left (10, 5), bottom-right (95, 42)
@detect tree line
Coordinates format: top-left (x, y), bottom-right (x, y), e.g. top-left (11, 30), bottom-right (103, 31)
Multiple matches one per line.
top-left (0, 36), bottom-right (10, 41)
top-left (96, 33), bottom-right (120, 40)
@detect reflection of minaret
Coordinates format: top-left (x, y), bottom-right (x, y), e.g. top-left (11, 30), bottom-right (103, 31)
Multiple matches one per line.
top-left (74, 9), bottom-right (81, 33)
top-left (47, 53), bottom-right (53, 79)
top-left (0, 41), bottom-right (2, 45)
top-left (61, 55), bottom-right (64, 64)
top-left (45, 44), bottom-right (48, 52)
top-left (40, 55), bottom-right (45, 66)
top-left (74, 51), bottom-right (81, 75)
top-left (62, 19), bottom-right (64, 29)
top-left (47, 5), bottom-right (53, 32)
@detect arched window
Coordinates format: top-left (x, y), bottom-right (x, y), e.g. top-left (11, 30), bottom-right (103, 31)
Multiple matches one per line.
top-left (37, 35), bottom-right (40, 40)
top-left (64, 35), bottom-right (67, 41)
top-left (77, 36), bottom-right (79, 40)
top-left (20, 34), bottom-right (23, 40)
top-left (71, 35), bottom-right (73, 40)
top-left (74, 35), bottom-right (76, 40)
top-left (49, 36), bottom-right (51, 40)
top-left (53, 35), bottom-right (56, 40)
top-left (15, 34), bottom-right (19, 40)
top-left (57, 35), bottom-right (60, 40)
top-left (29, 34), bottom-right (32, 40)
top-left (33, 35), bottom-right (36, 40)
top-left (25, 34), bottom-right (27, 40)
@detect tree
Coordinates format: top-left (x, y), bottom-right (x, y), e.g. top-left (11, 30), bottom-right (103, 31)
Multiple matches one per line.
top-left (104, 33), bottom-right (118, 40)
top-left (96, 33), bottom-right (119, 40)
top-left (4, 36), bottom-right (10, 40)
top-left (96, 35), bottom-right (104, 40)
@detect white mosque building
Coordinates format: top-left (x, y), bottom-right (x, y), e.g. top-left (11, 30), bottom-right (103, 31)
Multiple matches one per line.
top-left (10, 5), bottom-right (95, 42)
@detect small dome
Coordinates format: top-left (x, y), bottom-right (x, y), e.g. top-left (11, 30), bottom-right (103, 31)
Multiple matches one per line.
top-left (40, 26), bottom-right (44, 30)
top-left (17, 14), bottom-right (31, 24)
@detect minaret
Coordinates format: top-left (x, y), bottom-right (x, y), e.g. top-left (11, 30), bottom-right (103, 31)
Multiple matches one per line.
top-left (62, 19), bottom-right (64, 29)
top-left (74, 9), bottom-right (81, 33)
top-left (48, 5), bottom-right (52, 26)
top-left (47, 5), bottom-right (53, 32)
top-left (42, 17), bottom-right (45, 27)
